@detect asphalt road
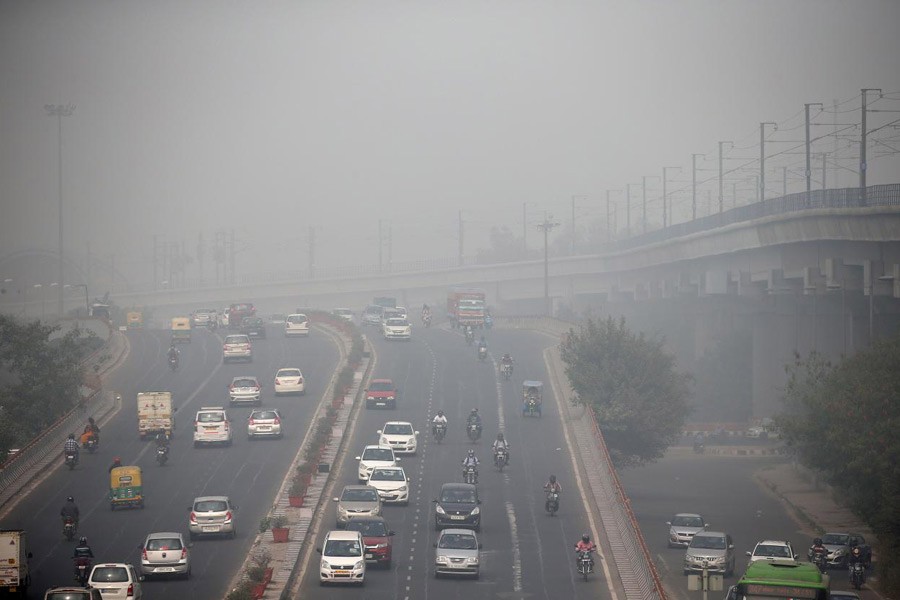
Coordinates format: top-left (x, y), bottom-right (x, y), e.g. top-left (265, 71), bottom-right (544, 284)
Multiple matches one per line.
top-left (297, 325), bottom-right (612, 600)
top-left (1, 323), bottom-right (338, 599)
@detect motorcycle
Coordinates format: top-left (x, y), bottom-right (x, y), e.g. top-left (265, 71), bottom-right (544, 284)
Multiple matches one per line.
top-left (463, 464), bottom-right (478, 485)
top-left (85, 437), bottom-right (98, 454)
top-left (693, 441), bottom-right (704, 454)
top-left (577, 550), bottom-right (595, 581)
top-left (467, 423), bottom-right (482, 442)
top-left (156, 445), bottom-right (169, 466)
top-left (422, 313), bottom-right (432, 328)
top-left (433, 423), bottom-right (447, 444)
top-left (484, 315), bottom-right (493, 329)
top-left (168, 354), bottom-right (178, 371)
top-left (465, 330), bottom-right (474, 345)
top-left (500, 363), bottom-right (513, 381)
top-left (545, 490), bottom-right (560, 516)
top-left (64, 451), bottom-right (78, 470)
top-left (62, 517), bottom-right (77, 541)
top-left (812, 551), bottom-right (828, 573)
top-left (493, 447), bottom-right (509, 471)
top-left (74, 557), bottom-right (91, 586)
top-left (850, 562), bottom-right (865, 590)
top-left (477, 346), bottom-right (487, 362)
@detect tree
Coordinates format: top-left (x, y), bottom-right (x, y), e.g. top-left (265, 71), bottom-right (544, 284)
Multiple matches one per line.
top-left (560, 316), bottom-right (691, 467)
top-left (0, 315), bottom-right (88, 456)
top-left (777, 339), bottom-right (900, 598)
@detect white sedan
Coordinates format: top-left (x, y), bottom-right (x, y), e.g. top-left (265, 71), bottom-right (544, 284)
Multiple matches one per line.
top-left (274, 368), bottom-right (305, 395)
top-left (356, 445), bottom-right (399, 482)
top-left (368, 466), bottom-right (410, 505)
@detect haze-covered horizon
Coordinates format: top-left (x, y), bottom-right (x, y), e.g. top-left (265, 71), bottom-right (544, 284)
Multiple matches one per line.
top-left (2, 1), bottom-right (899, 287)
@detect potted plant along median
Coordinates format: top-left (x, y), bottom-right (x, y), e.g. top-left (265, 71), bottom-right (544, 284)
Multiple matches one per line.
top-left (245, 548), bottom-right (272, 599)
top-left (270, 515), bottom-right (289, 543)
top-left (288, 472), bottom-right (308, 507)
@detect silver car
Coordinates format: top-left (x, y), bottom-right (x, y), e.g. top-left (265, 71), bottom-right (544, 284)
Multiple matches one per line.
top-left (247, 409), bottom-right (282, 439)
top-left (683, 531), bottom-right (735, 576)
top-left (188, 496), bottom-right (237, 539)
top-left (222, 334), bottom-right (252, 363)
top-left (333, 485), bottom-right (382, 528)
top-left (229, 376), bottom-right (262, 405)
top-left (434, 529), bottom-right (481, 578)
top-left (667, 513), bottom-right (708, 548)
top-left (140, 532), bottom-right (191, 579)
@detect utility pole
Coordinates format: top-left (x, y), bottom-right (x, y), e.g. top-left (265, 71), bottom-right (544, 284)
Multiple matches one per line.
top-left (605, 190), bottom-right (620, 241)
top-left (692, 154), bottom-right (704, 220)
top-left (718, 142), bottom-right (732, 214)
top-left (571, 196), bottom-right (576, 255)
top-left (388, 223), bottom-right (394, 270)
top-left (229, 229), bottom-right (235, 284)
top-left (85, 241), bottom-right (91, 292)
top-left (537, 214), bottom-right (560, 317)
top-left (197, 232), bottom-right (205, 284)
top-left (760, 122), bottom-right (777, 202)
top-left (804, 103), bottom-right (823, 194)
top-left (625, 184), bottom-right (636, 236)
top-left (783, 166), bottom-right (788, 197)
top-left (458, 210), bottom-right (464, 267)
top-left (860, 88), bottom-right (882, 206)
top-left (45, 103), bottom-right (75, 315)
top-left (308, 226), bottom-right (315, 278)
top-left (820, 153), bottom-right (827, 190)
top-left (662, 166), bottom-right (680, 227)
top-left (378, 219), bottom-right (383, 270)
top-left (522, 202), bottom-right (527, 256)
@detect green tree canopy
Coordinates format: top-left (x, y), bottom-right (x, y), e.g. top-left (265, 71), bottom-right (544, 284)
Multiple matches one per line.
top-left (777, 339), bottom-right (900, 597)
top-left (560, 316), bottom-right (691, 467)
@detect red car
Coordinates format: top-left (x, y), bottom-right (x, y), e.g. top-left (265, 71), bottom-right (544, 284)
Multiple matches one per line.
top-left (345, 516), bottom-right (394, 568)
top-left (365, 379), bottom-right (398, 409)
top-left (227, 303), bottom-right (256, 330)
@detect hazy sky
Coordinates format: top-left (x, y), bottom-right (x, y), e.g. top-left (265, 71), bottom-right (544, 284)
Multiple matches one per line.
top-left (2, 1), bottom-right (899, 286)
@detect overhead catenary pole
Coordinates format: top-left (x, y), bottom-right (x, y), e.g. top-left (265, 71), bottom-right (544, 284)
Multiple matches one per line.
top-left (625, 184), bottom-right (635, 236)
top-left (662, 166), bottom-right (680, 227)
top-left (718, 141), bottom-right (732, 214)
top-left (860, 88), bottom-right (882, 206)
top-left (378, 219), bottom-right (383, 270)
top-left (804, 103), bottom-right (823, 193)
top-left (783, 166), bottom-right (788, 197)
top-left (522, 202), bottom-right (527, 256)
top-left (571, 196), bottom-right (576, 255)
top-left (760, 122), bottom-right (777, 202)
top-left (229, 229), bottom-right (235, 284)
top-left (691, 154), bottom-right (704, 220)
top-left (308, 226), bottom-right (315, 278)
top-left (458, 210), bottom-right (463, 266)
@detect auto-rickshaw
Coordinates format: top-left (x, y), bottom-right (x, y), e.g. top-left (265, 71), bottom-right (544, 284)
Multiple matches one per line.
top-left (522, 380), bottom-right (543, 417)
top-left (126, 311), bottom-right (143, 329)
top-left (109, 465), bottom-right (144, 510)
top-left (170, 317), bottom-right (191, 344)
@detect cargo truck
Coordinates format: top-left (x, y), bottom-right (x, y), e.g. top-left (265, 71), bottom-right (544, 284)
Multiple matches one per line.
top-left (137, 391), bottom-right (175, 440)
top-left (0, 529), bottom-right (31, 597)
top-left (447, 288), bottom-right (486, 329)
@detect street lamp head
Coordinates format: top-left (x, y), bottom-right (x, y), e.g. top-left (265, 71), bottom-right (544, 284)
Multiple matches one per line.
top-left (44, 103), bottom-right (76, 117)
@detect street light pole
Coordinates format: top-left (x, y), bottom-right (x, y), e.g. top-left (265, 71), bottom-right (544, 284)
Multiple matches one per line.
top-left (860, 88), bottom-right (882, 206)
top-left (537, 214), bottom-right (560, 317)
top-left (45, 103), bottom-right (76, 316)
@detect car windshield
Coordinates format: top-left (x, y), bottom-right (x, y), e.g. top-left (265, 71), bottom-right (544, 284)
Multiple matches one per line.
top-left (822, 534), bottom-right (849, 545)
top-left (277, 369), bottom-right (301, 377)
top-left (383, 424), bottom-right (412, 435)
top-left (324, 540), bottom-right (362, 557)
top-left (347, 520), bottom-right (388, 536)
top-left (362, 448), bottom-right (394, 461)
top-left (343, 489), bottom-right (378, 502)
top-left (198, 412), bottom-right (224, 423)
top-left (251, 411), bottom-right (278, 420)
top-left (755, 544), bottom-right (791, 557)
top-left (439, 533), bottom-right (477, 550)
top-left (146, 538), bottom-right (182, 551)
top-left (372, 469), bottom-right (405, 481)
top-left (672, 516), bottom-right (704, 527)
top-left (441, 489), bottom-right (476, 503)
top-left (91, 567), bottom-right (129, 582)
top-left (691, 535), bottom-right (726, 549)
top-left (233, 379), bottom-right (257, 387)
top-left (195, 500), bottom-right (228, 512)
top-left (386, 319), bottom-right (408, 326)
top-left (369, 382), bottom-right (394, 392)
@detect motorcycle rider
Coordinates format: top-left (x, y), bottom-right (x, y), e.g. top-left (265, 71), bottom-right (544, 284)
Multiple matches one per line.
top-left (82, 417), bottom-right (100, 445)
top-left (461, 449), bottom-right (479, 479)
top-left (492, 432), bottom-right (510, 463)
top-left (574, 533), bottom-right (597, 567)
top-left (500, 353), bottom-right (514, 370)
top-left (464, 325), bottom-right (474, 343)
top-left (60, 496), bottom-right (80, 528)
top-left (809, 537), bottom-right (828, 566)
top-left (478, 336), bottom-right (487, 349)
top-left (466, 408), bottom-right (482, 436)
top-left (108, 456), bottom-right (122, 473)
top-left (167, 344), bottom-right (180, 366)
top-left (431, 410), bottom-right (448, 436)
top-left (63, 433), bottom-right (80, 463)
top-left (156, 431), bottom-right (170, 456)
top-left (544, 475), bottom-right (562, 511)
top-left (693, 432), bottom-right (705, 452)
top-left (847, 545), bottom-right (865, 578)
top-left (73, 536), bottom-right (94, 559)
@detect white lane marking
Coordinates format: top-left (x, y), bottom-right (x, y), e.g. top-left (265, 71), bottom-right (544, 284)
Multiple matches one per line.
top-left (505, 500), bottom-right (523, 592)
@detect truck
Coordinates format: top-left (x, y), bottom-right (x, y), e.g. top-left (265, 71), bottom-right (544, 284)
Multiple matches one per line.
top-left (373, 297), bottom-right (397, 309)
top-left (137, 391), bottom-right (175, 440)
top-left (447, 288), bottom-right (486, 329)
top-left (0, 530), bottom-right (31, 597)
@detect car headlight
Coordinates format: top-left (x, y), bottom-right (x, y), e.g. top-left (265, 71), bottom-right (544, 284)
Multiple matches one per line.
top-left (436, 505), bottom-right (446, 515)
top-left (471, 507), bottom-right (480, 515)
top-left (367, 396), bottom-right (375, 401)
top-left (321, 560), bottom-right (331, 569)
top-left (436, 556), bottom-right (449, 564)
top-left (373, 543), bottom-right (388, 549)
top-left (354, 560), bottom-right (365, 570)
top-left (338, 506), bottom-right (348, 515)
top-left (467, 557), bottom-right (479, 564)
top-left (833, 549), bottom-right (846, 557)
top-left (398, 486), bottom-right (407, 492)
top-left (380, 437), bottom-right (389, 445)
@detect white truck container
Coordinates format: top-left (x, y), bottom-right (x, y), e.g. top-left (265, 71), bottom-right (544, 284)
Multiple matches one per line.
top-left (0, 529), bottom-right (31, 597)
top-left (137, 391), bottom-right (175, 440)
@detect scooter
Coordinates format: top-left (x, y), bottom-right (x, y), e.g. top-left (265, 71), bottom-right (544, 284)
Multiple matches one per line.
top-left (422, 313), bottom-right (432, 328)
top-left (545, 490), bottom-right (560, 516)
top-left (433, 423), bottom-right (446, 444)
top-left (463, 464), bottom-right (478, 485)
top-left (812, 552), bottom-right (828, 573)
top-left (156, 445), bottom-right (169, 466)
top-left (493, 447), bottom-right (509, 471)
top-left (500, 363), bottom-right (513, 381)
top-left (465, 329), bottom-right (474, 345)
top-left (577, 550), bottom-right (595, 581)
top-left (84, 437), bottom-right (98, 454)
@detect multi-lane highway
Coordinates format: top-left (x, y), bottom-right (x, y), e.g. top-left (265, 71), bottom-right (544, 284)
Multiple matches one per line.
top-left (1, 323), bottom-right (338, 598)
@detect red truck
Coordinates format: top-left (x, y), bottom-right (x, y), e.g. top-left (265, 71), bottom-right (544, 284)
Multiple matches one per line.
top-left (227, 303), bottom-right (256, 330)
top-left (447, 288), bottom-right (486, 329)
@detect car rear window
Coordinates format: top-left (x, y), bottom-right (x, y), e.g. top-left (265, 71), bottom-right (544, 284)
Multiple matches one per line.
top-left (277, 369), bottom-right (301, 377)
top-left (362, 448), bottom-right (393, 461)
top-left (287, 315), bottom-right (308, 324)
top-left (147, 538), bottom-right (182, 551)
top-left (195, 500), bottom-right (228, 512)
top-left (251, 411), bottom-right (278, 420)
top-left (233, 378), bottom-right (257, 387)
top-left (225, 336), bottom-right (249, 344)
top-left (91, 566), bottom-right (129, 582)
top-left (342, 488), bottom-right (378, 502)
top-left (198, 412), bottom-right (225, 423)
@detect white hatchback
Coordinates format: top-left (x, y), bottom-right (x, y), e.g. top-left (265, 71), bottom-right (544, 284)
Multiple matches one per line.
top-left (377, 422), bottom-right (419, 455)
top-left (367, 466), bottom-right (410, 505)
top-left (317, 530), bottom-right (366, 585)
top-left (356, 445), bottom-right (399, 482)
top-left (274, 368), bottom-right (305, 395)
top-left (87, 563), bottom-right (143, 599)
top-left (284, 314), bottom-right (310, 337)
top-left (193, 407), bottom-right (232, 447)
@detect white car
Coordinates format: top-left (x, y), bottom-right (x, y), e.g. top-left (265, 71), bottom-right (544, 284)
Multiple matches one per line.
top-left (332, 308), bottom-right (354, 322)
top-left (356, 445), bottom-right (399, 482)
top-left (746, 540), bottom-right (798, 563)
top-left (377, 422), bottom-right (419, 455)
top-left (382, 318), bottom-right (411, 341)
top-left (87, 563), bottom-right (143, 599)
top-left (284, 313), bottom-right (310, 337)
top-left (367, 466), bottom-right (410, 505)
top-left (228, 376), bottom-right (262, 405)
top-left (317, 530), bottom-right (366, 585)
top-left (193, 407), bottom-right (232, 447)
top-left (667, 513), bottom-right (708, 548)
top-left (140, 531), bottom-right (191, 579)
top-left (274, 368), bottom-right (305, 395)
top-left (247, 409), bottom-right (283, 439)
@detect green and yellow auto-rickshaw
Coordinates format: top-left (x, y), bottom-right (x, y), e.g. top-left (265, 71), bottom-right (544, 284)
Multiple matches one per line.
top-left (522, 380), bottom-right (543, 417)
top-left (109, 465), bottom-right (144, 510)
top-left (126, 311), bottom-right (143, 329)
top-left (170, 317), bottom-right (191, 344)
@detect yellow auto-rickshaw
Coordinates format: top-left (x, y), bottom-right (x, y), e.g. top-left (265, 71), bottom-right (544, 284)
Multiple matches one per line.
top-left (126, 311), bottom-right (143, 329)
top-left (170, 317), bottom-right (191, 343)
top-left (109, 465), bottom-right (144, 510)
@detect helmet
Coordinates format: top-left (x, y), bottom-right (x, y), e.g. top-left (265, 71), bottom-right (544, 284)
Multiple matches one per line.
top-left (813, 538), bottom-right (822, 546)
top-left (852, 546), bottom-right (861, 555)
top-left (68, 433), bottom-right (75, 439)
top-left (467, 449), bottom-right (475, 457)
top-left (66, 496), bottom-right (74, 502)
top-left (549, 475), bottom-right (557, 483)
top-left (437, 410), bottom-right (444, 416)
top-left (113, 457), bottom-right (121, 465)
top-left (79, 536), bottom-right (87, 545)
top-left (470, 408), bottom-right (478, 414)
top-left (497, 433), bottom-right (504, 440)
top-left (582, 534), bottom-right (591, 543)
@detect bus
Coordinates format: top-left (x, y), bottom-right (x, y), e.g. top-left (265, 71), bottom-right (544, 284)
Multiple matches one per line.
top-left (730, 561), bottom-right (829, 600)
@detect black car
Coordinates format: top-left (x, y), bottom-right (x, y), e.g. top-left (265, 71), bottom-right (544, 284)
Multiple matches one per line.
top-left (240, 316), bottom-right (266, 338)
top-left (433, 483), bottom-right (481, 531)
